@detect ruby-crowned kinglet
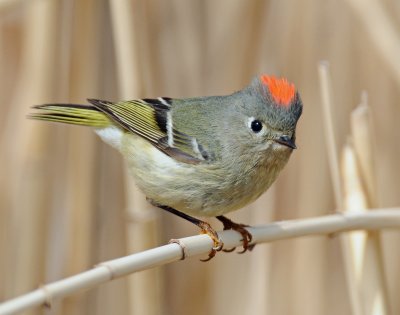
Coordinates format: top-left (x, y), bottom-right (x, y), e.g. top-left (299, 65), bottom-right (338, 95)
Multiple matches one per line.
top-left (30, 75), bottom-right (303, 260)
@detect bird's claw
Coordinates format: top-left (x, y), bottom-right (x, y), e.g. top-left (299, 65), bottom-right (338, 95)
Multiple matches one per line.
top-left (217, 216), bottom-right (255, 254)
top-left (198, 221), bottom-right (223, 262)
top-left (222, 247), bottom-right (236, 253)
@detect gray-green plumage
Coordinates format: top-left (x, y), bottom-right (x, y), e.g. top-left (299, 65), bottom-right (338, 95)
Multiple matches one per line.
top-left (30, 76), bottom-right (302, 217)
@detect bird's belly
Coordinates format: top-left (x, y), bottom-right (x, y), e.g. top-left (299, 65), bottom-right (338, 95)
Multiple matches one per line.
top-left (121, 134), bottom-right (287, 217)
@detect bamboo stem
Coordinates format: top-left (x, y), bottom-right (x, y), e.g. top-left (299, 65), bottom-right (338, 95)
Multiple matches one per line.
top-left (340, 141), bottom-right (369, 315)
top-left (318, 61), bottom-right (344, 210)
top-left (344, 0), bottom-right (400, 86)
top-left (109, 0), bottom-right (141, 98)
top-left (1, 209), bottom-right (400, 315)
top-left (60, 1), bottom-right (102, 313)
top-left (341, 141), bottom-right (389, 315)
top-left (339, 96), bottom-right (389, 315)
top-left (1, 0), bottom-right (57, 306)
top-left (318, 63), bottom-right (390, 315)
top-left (108, 1), bottom-right (162, 314)
top-left (350, 93), bottom-right (377, 207)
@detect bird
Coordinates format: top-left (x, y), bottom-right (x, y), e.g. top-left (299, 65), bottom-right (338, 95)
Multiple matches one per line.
top-left (30, 74), bottom-right (303, 260)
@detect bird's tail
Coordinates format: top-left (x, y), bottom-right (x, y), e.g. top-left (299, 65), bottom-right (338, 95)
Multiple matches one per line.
top-left (29, 103), bottom-right (111, 128)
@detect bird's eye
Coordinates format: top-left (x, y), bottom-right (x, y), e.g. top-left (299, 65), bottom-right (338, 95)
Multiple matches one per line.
top-left (250, 120), bottom-right (263, 133)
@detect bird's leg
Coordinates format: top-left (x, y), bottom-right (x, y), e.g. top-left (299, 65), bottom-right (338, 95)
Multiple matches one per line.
top-left (216, 215), bottom-right (255, 253)
top-left (156, 204), bottom-right (223, 261)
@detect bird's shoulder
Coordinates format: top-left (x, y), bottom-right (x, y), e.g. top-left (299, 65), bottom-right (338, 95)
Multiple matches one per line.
top-left (89, 97), bottom-right (220, 164)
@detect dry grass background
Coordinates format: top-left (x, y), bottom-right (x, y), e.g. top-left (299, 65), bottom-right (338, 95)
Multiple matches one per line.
top-left (1, 0), bottom-right (400, 314)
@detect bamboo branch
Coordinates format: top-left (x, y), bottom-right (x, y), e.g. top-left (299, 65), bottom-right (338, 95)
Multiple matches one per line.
top-left (1, 209), bottom-right (400, 315)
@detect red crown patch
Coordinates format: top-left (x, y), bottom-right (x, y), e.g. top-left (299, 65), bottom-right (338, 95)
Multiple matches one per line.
top-left (260, 75), bottom-right (296, 107)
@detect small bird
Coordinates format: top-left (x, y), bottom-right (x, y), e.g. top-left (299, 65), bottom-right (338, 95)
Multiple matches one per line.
top-left (30, 75), bottom-right (302, 260)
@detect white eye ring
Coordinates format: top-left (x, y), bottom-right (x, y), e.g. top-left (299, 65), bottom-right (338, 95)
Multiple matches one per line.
top-left (247, 117), bottom-right (264, 135)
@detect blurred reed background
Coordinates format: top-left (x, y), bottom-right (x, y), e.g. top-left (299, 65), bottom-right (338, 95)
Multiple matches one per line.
top-left (1, 0), bottom-right (400, 314)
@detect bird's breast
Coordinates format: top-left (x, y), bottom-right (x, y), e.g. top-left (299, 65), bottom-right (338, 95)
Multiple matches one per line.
top-left (120, 133), bottom-right (292, 217)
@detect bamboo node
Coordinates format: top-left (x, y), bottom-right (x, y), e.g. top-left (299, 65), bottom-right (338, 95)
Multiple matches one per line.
top-left (38, 284), bottom-right (53, 309)
top-left (96, 262), bottom-right (117, 280)
top-left (168, 239), bottom-right (187, 260)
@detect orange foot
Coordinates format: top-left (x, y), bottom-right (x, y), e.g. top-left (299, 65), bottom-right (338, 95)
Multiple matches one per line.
top-left (216, 216), bottom-right (255, 253)
top-left (153, 203), bottom-right (224, 261)
top-left (198, 221), bottom-right (223, 261)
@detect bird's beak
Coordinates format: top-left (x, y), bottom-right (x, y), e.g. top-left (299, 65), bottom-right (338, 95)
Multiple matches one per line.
top-left (274, 135), bottom-right (297, 149)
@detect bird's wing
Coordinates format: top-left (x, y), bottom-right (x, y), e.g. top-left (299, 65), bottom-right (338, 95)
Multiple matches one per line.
top-left (88, 98), bottom-right (207, 164)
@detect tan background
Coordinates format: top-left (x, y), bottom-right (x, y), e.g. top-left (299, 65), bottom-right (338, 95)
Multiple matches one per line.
top-left (1, 0), bottom-right (400, 314)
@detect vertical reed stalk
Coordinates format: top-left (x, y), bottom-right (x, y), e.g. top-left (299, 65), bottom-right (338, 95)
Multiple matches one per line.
top-left (109, 1), bottom-right (162, 314)
top-left (1, 2), bottom-right (58, 315)
top-left (340, 95), bottom-right (389, 315)
top-left (318, 62), bottom-right (344, 210)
